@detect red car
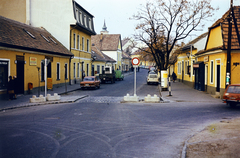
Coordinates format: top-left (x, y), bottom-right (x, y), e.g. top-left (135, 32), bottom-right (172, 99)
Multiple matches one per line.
top-left (80, 76), bottom-right (101, 90)
top-left (223, 84), bottom-right (240, 107)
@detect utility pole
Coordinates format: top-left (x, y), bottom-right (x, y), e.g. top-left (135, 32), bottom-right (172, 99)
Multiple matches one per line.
top-left (226, 0), bottom-right (233, 88)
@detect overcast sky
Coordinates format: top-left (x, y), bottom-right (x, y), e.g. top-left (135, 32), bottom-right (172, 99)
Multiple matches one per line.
top-left (76, 0), bottom-right (240, 43)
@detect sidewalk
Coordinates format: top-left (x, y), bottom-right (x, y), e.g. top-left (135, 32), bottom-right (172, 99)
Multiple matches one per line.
top-left (0, 83), bottom-right (86, 112)
top-left (0, 71), bottom-right (134, 112)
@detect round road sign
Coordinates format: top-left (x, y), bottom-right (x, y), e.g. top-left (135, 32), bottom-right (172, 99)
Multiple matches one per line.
top-left (132, 57), bottom-right (140, 66)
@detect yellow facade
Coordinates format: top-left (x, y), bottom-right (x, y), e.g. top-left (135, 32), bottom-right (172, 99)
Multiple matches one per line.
top-left (206, 26), bottom-right (223, 50)
top-left (0, 49), bottom-right (70, 93)
top-left (70, 27), bottom-right (92, 82)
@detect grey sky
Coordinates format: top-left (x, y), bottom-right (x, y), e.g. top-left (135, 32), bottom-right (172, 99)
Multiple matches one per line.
top-left (76, 0), bottom-right (240, 43)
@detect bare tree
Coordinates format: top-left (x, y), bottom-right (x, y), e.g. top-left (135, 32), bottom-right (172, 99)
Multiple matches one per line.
top-left (132, 0), bottom-right (217, 71)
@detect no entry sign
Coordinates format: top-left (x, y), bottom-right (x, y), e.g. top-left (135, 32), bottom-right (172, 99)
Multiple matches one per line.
top-left (131, 57), bottom-right (140, 66)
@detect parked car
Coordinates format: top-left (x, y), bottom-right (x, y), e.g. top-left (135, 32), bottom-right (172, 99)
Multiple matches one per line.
top-left (146, 71), bottom-right (159, 85)
top-left (223, 84), bottom-right (240, 107)
top-left (80, 76), bottom-right (100, 89)
top-left (115, 70), bottom-right (124, 81)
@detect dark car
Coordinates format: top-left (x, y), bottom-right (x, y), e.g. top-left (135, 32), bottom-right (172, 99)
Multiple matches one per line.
top-left (80, 76), bottom-right (100, 89)
top-left (223, 84), bottom-right (240, 107)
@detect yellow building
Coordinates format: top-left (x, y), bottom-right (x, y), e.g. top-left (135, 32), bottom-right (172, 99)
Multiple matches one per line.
top-left (194, 6), bottom-right (240, 97)
top-left (174, 33), bottom-right (208, 88)
top-left (70, 2), bottom-right (96, 83)
top-left (0, 16), bottom-right (73, 99)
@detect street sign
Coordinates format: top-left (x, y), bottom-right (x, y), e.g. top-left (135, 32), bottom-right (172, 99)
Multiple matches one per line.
top-left (132, 57), bottom-right (140, 66)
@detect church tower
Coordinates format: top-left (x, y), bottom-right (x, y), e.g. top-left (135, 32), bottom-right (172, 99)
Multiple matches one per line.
top-left (100, 20), bottom-right (109, 34)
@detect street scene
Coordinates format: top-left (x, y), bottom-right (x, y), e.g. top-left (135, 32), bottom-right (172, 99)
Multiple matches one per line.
top-left (0, 0), bottom-right (240, 157)
top-left (1, 69), bottom-right (240, 158)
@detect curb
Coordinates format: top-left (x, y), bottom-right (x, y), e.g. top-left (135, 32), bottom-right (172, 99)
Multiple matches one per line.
top-left (0, 95), bottom-right (88, 112)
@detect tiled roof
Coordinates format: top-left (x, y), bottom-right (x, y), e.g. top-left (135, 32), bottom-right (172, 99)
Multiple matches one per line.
top-left (91, 34), bottom-right (121, 51)
top-left (196, 6), bottom-right (240, 55)
top-left (0, 16), bottom-right (73, 57)
top-left (91, 45), bottom-right (115, 62)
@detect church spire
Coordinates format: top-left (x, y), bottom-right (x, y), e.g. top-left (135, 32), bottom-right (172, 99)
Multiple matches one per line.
top-left (100, 20), bottom-right (109, 34)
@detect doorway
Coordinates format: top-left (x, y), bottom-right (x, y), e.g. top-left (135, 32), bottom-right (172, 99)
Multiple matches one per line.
top-left (216, 63), bottom-right (220, 92)
top-left (16, 56), bottom-right (24, 94)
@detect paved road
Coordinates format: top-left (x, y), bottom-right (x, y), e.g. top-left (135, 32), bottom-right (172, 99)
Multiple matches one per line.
top-left (1, 69), bottom-right (239, 158)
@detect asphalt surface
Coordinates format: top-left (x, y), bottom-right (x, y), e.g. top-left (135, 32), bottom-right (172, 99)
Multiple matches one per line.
top-left (1, 69), bottom-right (239, 158)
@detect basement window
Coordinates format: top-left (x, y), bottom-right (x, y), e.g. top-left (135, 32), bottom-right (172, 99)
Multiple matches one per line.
top-left (23, 29), bottom-right (35, 39)
top-left (41, 34), bottom-right (50, 42)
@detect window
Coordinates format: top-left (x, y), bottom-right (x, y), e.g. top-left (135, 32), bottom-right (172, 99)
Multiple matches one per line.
top-left (77, 35), bottom-right (80, 49)
top-left (41, 61), bottom-right (45, 81)
top-left (97, 65), bottom-right (100, 74)
top-left (79, 11), bottom-right (83, 24)
top-left (49, 37), bottom-right (57, 44)
top-left (73, 34), bottom-right (76, 49)
top-left (76, 9), bottom-right (79, 22)
top-left (185, 61), bottom-right (188, 75)
top-left (41, 34), bottom-right (50, 42)
top-left (84, 15), bottom-right (87, 27)
top-left (89, 18), bottom-right (92, 30)
top-left (86, 64), bottom-right (89, 76)
top-left (73, 63), bottom-right (76, 78)
top-left (77, 63), bottom-right (80, 78)
top-left (102, 66), bottom-right (104, 74)
top-left (57, 63), bottom-right (60, 80)
top-left (210, 60), bottom-right (213, 84)
top-left (82, 37), bottom-right (85, 51)
top-left (65, 63), bottom-right (68, 79)
top-left (192, 60), bottom-right (195, 76)
top-left (23, 29), bottom-right (35, 39)
top-left (87, 39), bottom-right (89, 52)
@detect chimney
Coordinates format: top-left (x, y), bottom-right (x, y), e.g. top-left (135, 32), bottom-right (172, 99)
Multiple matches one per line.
top-left (100, 33), bottom-right (103, 41)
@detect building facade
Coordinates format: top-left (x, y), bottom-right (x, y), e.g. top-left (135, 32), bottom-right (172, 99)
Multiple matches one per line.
top-left (0, 16), bottom-right (73, 99)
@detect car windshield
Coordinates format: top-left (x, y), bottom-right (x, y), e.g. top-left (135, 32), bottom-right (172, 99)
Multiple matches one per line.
top-left (84, 77), bottom-right (94, 81)
top-left (149, 71), bottom-right (156, 74)
top-left (227, 86), bottom-right (240, 94)
top-left (149, 74), bottom-right (158, 78)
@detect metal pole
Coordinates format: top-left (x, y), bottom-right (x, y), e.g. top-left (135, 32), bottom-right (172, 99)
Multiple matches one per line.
top-left (134, 67), bottom-right (137, 95)
top-left (134, 66), bottom-right (136, 95)
top-left (45, 58), bottom-right (47, 98)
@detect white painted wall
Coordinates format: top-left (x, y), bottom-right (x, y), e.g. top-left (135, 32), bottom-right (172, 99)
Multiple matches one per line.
top-left (194, 36), bottom-right (208, 51)
top-left (102, 51), bottom-right (117, 63)
top-left (29, 0), bottom-right (76, 49)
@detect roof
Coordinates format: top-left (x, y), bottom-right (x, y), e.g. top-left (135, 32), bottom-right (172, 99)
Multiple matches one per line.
top-left (122, 51), bottom-right (131, 59)
top-left (0, 16), bottom-right (73, 57)
top-left (181, 32), bottom-right (208, 51)
top-left (91, 34), bottom-right (121, 51)
top-left (91, 45), bottom-right (116, 63)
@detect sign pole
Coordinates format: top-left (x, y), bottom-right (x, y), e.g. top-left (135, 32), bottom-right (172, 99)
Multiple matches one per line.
top-left (134, 66), bottom-right (136, 95)
top-left (45, 58), bottom-right (47, 98)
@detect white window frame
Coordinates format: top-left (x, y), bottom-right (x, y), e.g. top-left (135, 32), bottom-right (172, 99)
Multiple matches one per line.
top-left (89, 18), bottom-right (92, 30)
top-left (79, 11), bottom-right (83, 24)
top-left (84, 15), bottom-right (87, 27)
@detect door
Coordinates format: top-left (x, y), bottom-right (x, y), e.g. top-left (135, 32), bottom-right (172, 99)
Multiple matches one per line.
top-left (91, 65), bottom-right (94, 76)
top-left (16, 59), bottom-right (24, 94)
top-left (216, 64), bottom-right (220, 92)
top-left (182, 61), bottom-right (184, 82)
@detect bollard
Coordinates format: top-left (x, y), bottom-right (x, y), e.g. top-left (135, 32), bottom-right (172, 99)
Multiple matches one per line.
top-left (168, 77), bottom-right (172, 96)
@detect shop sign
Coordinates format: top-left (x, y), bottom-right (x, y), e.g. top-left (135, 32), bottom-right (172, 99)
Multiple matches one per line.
top-left (193, 64), bottom-right (199, 68)
top-left (204, 56), bottom-right (209, 62)
top-left (30, 57), bottom-right (37, 66)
